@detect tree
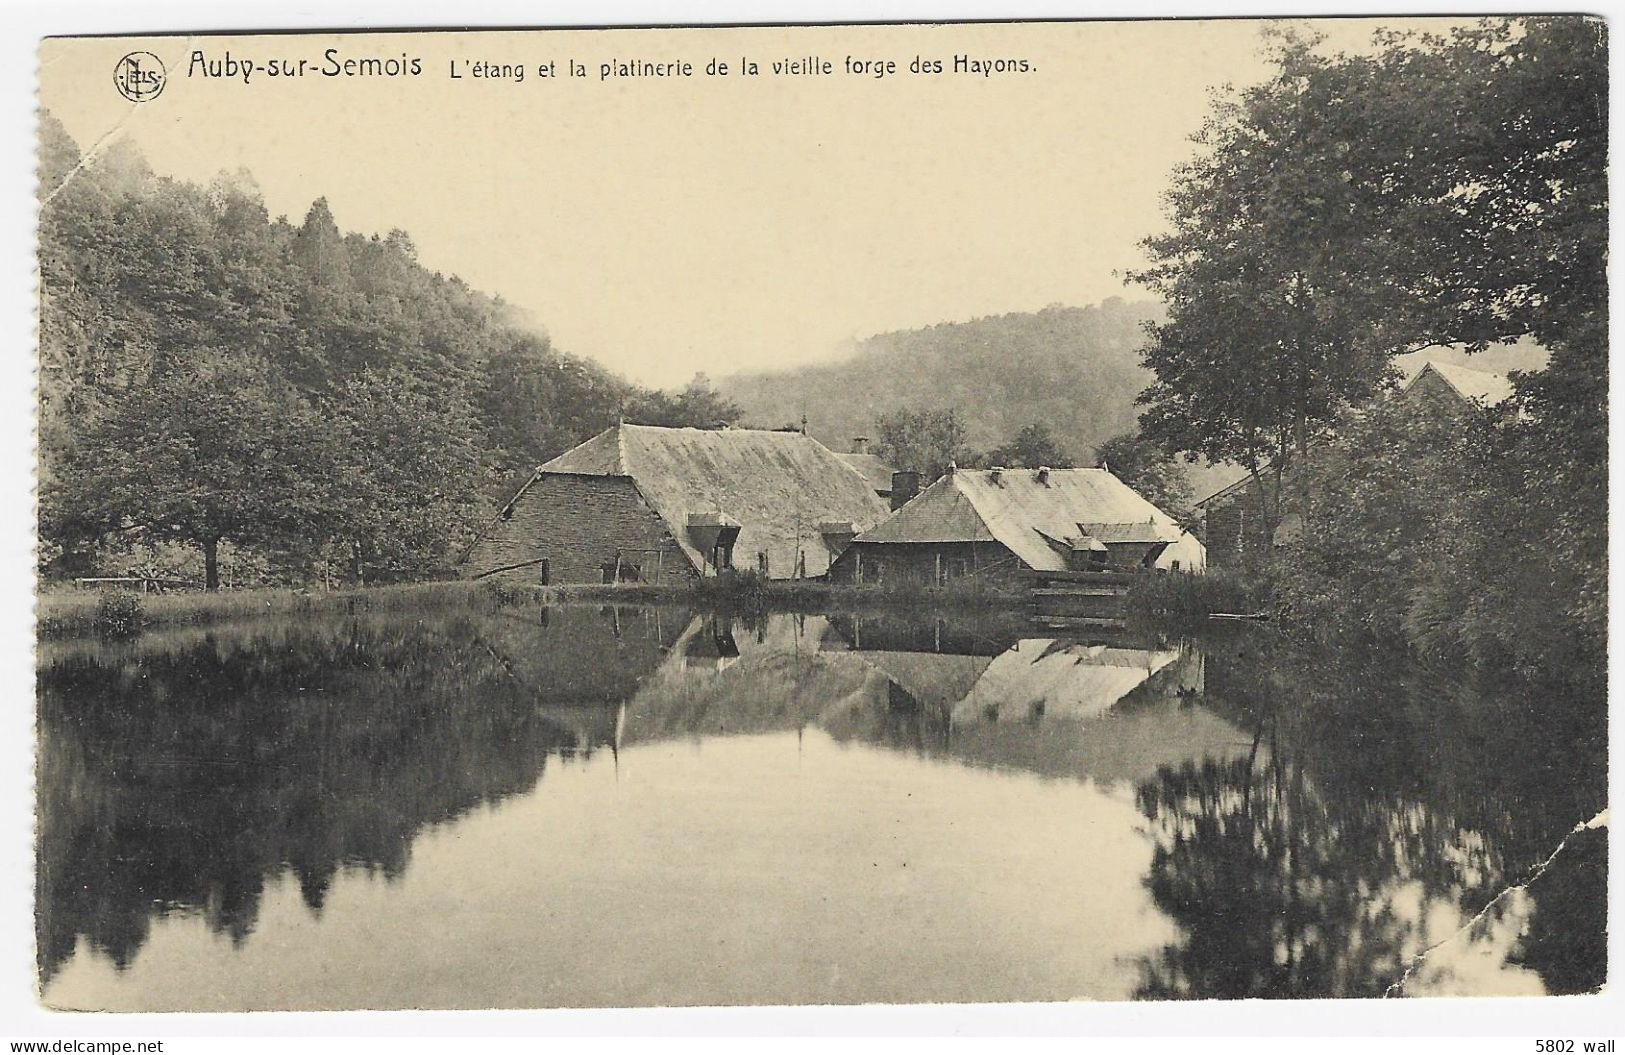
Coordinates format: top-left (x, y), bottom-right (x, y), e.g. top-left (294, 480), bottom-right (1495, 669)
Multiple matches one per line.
top-left (873, 407), bottom-right (969, 483)
top-left (325, 366), bottom-right (488, 583)
top-left (291, 197), bottom-right (351, 290)
top-left (45, 353), bottom-right (341, 589)
top-left (477, 331), bottom-right (628, 487)
top-left (1094, 432), bottom-right (1191, 518)
top-left (1128, 27), bottom-right (1412, 537)
top-left (623, 373), bottom-right (741, 429)
top-left (1269, 398), bottom-right (1477, 644)
top-left (986, 422), bottom-right (1071, 469)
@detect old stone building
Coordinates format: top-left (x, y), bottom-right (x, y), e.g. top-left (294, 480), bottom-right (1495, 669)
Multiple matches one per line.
top-left (461, 423), bottom-right (890, 584)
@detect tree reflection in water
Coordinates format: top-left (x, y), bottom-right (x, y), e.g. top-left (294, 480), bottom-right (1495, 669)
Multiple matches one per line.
top-left (37, 606), bottom-right (1605, 1002)
top-left (1132, 634), bottom-right (1606, 998)
top-left (35, 607), bottom-right (676, 986)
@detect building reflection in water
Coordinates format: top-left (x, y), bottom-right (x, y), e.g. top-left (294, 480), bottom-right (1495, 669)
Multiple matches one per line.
top-left (37, 604), bottom-right (1604, 1003)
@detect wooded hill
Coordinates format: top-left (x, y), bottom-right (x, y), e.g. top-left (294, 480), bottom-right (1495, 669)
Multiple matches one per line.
top-left (36, 114), bottom-right (738, 588)
top-left (720, 299), bottom-right (1163, 465)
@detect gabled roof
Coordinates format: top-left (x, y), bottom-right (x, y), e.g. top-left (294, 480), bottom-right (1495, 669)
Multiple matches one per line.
top-left (1195, 469), bottom-right (1257, 509)
top-left (857, 651), bottom-right (995, 708)
top-left (1403, 360), bottom-right (1516, 407)
top-left (850, 475), bottom-right (990, 543)
top-left (853, 468), bottom-right (1183, 572)
top-left (834, 451), bottom-right (896, 493)
top-left (537, 424), bottom-right (889, 577)
top-left (955, 641), bottom-right (1185, 724)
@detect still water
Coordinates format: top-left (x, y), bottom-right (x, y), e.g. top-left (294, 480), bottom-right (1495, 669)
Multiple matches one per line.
top-left (37, 605), bottom-right (1605, 1009)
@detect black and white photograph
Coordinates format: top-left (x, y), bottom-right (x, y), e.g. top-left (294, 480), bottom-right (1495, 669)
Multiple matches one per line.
top-left (16, 10), bottom-right (1612, 1033)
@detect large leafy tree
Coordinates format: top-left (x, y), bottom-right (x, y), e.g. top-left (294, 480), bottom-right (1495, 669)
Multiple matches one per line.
top-left (37, 118), bottom-right (753, 587)
top-left (326, 366), bottom-right (487, 583)
top-left (1135, 18), bottom-right (1605, 671)
top-left (873, 407), bottom-right (970, 483)
top-left (1313, 18), bottom-right (1606, 669)
top-left (1129, 27), bottom-right (1419, 532)
top-left (1094, 431), bottom-right (1191, 519)
top-left (45, 353), bottom-right (341, 589)
top-left (624, 372), bottom-right (742, 429)
top-left (986, 422), bottom-right (1072, 470)
top-left (1130, 18), bottom-right (1605, 536)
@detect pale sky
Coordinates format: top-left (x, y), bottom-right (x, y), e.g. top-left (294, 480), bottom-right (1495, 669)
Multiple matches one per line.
top-left (40, 19), bottom-right (1463, 387)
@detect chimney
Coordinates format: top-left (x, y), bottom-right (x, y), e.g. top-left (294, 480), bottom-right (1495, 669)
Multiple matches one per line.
top-left (989, 465), bottom-right (1005, 484)
top-left (1036, 466), bottom-right (1050, 484)
top-left (818, 520), bottom-right (857, 556)
top-left (852, 436), bottom-right (869, 455)
top-left (890, 469), bottom-right (920, 511)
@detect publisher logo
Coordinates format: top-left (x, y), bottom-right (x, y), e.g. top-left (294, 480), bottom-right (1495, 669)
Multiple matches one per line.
top-left (113, 51), bottom-right (166, 102)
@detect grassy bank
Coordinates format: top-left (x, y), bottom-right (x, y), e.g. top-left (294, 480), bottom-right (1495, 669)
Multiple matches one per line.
top-left (502, 575), bottom-right (1027, 614)
top-left (37, 573), bottom-right (1032, 638)
top-left (35, 580), bottom-right (521, 639)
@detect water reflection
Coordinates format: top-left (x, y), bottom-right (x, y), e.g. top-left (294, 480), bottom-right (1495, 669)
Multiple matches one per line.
top-left (36, 615), bottom-right (599, 985)
top-left (36, 606), bottom-right (1604, 1008)
top-left (1133, 636), bottom-right (1607, 999)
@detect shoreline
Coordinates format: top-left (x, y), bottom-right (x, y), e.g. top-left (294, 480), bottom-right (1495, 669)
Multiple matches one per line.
top-left (34, 576), bottom-right (1034, 640)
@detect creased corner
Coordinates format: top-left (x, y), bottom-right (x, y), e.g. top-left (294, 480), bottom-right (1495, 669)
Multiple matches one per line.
top-left (1384, 808), bottom-right (1609, 998)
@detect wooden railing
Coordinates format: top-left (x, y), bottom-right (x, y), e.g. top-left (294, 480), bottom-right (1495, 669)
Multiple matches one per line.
top-left (74, 576), bottom-right (201, 593)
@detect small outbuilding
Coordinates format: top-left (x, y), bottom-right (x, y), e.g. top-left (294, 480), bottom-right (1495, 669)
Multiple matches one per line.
top-left (462, 423), bottom-right (890, 585)
top-left (829, 466), bottom-right (1191, 588)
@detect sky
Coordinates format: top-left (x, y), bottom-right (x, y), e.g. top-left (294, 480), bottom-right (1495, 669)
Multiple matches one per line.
top-left (39, 19), bottom-right (1466, 387)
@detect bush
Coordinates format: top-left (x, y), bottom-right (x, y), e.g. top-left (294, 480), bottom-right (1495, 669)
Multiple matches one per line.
top-left (92, 592), bottom-right (143, 637)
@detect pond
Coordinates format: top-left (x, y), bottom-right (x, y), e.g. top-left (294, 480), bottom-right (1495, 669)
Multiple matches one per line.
top-left (35, 604), bottom-right (1606, 1009)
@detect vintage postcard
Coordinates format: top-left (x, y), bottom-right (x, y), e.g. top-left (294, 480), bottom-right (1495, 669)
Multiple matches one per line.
top-left (32, 17), bottom-right (1606, 1016)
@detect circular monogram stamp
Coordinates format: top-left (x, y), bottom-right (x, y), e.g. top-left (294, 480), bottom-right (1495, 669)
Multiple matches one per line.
top-left (113, 51), bottom-right (166, 103)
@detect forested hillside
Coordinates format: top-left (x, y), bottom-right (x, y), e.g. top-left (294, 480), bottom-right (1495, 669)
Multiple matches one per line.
top-left (720, 300), bottom-right (1162, 463)
top-left (36, 114), bottom-right (736, 588)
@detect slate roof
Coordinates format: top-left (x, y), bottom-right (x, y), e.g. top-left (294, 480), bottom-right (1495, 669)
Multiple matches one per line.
top-left (847, 639), bottom-right (1240, 783)
top-left (955, 642), bottom-right (1186, 724)
top-left (1403, 360), bottom-right (1516, 407)
top-left (856, 651), bottom-right (995, 709)
top-left (834, 451), bottom-right (897, 494)
top-left (853, 468), bottom-right (1184, 572)
top-left (537, 424), bottom-right (889, 578)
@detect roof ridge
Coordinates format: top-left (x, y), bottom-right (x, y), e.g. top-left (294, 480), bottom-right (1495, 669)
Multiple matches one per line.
top-left (1432, 359), bottom-right (1506, 378)
top-left (621, 422), bottom-right (808, 436)
top-left (947, 472), bottom-right (998, 541)
top-left (1419, 360), bottom-right (1514, 404)
top-left (1429, 362), bottom-right (1472, 402)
